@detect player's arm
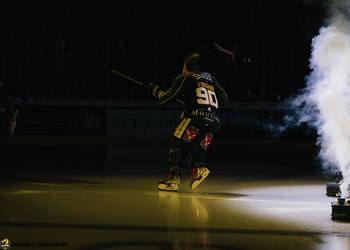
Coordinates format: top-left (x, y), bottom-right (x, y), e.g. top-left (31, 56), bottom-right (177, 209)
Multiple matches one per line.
top-left (213, 78), bottom-right (229, 107)
top-left (149, 74), bottom-right (188, 105)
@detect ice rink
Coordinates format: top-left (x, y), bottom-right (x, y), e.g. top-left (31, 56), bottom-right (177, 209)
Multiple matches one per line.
top-left (2, 137), bottom-right (350, 249)
top-left (1, 169), bottom-right (349, 250)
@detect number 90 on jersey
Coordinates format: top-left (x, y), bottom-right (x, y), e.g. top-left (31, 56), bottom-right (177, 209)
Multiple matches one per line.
top-left (196, 87), bottom-right (218, 109)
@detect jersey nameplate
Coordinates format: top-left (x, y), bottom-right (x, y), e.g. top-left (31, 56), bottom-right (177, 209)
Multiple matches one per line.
top-left (197, 82), bottom-right (214, 91)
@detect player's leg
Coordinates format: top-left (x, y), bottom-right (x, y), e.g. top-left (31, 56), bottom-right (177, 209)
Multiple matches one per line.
top-left (187, 132), bottom-right (213, 191)
top-left (158, 117), bottom-right (198, 191)
top-left (158, 137), bottom-right (184, 191)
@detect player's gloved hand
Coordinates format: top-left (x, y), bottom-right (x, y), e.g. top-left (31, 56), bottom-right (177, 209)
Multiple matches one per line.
top-left (146, 82), bottom-right (160, 98)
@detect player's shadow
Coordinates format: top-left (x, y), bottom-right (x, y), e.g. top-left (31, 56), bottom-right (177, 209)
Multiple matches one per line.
top-left (198, 192), bottom-right (248, 198)
top-left (177, 191), bottom-right (247, 199)
top-left (4, 175), bottom-right (100, 184)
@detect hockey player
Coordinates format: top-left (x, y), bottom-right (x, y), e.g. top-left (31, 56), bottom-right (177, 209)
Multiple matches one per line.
top-left (0, 81), bottom-right (18, 135)
top-left (147, 52), bottom-right (229, 191)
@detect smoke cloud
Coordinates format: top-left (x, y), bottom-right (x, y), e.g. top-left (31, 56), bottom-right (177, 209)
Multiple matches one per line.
top-left (282, 0), bottom-right (350, 197)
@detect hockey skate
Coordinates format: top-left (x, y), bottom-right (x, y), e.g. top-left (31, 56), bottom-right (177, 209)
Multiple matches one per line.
top-left (189, 166), bottom-right (210, 191)
top-left (158, 175), bottom-right (180, 191)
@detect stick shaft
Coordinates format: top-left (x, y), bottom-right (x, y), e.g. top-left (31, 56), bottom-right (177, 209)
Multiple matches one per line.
top-left (91, 44), bottom-right (145, 87)
top-left (110, 69), bottom-right (145, 86)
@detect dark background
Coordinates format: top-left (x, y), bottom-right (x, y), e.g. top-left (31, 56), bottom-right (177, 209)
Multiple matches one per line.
top-left (1, 0), bottom-right (326, 102)
top-left (1, 0), bottom-right (328, 178)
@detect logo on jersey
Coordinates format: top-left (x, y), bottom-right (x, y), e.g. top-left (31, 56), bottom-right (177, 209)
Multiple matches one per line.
top-left (174, 118), bottom-right (191, 139)
top-left (183, 126), bottom-right (199, 142)
top-left (200, 72), bottom-right (213, 82)
top-left (200, 134), bottom-right (213, 150)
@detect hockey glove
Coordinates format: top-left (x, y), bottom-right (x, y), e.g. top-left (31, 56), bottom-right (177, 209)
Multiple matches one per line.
top-left (146, 82), bottom-right (160, 98)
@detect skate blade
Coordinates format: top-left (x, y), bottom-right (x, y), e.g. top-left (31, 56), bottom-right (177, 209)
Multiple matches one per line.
top-left (190, 169), bottom-right (210, 191)
top-left (158, 183), bottom-right (179, 191)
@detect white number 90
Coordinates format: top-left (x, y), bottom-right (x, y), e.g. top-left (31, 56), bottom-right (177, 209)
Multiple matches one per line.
top-left (196, 87), bottom-right (218, 108)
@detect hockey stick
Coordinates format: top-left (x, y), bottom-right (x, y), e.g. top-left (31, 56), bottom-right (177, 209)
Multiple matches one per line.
top-left (110, 69), bottom-right (145, 87)
top-left (91, 44), bottom-right (146, 87)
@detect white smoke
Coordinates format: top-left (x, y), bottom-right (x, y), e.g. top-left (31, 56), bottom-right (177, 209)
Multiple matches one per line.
top-left (285, 1), bottom-right (350, 197)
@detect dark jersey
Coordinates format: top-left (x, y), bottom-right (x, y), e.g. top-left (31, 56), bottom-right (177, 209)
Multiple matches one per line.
top-left (158, 71), bottom-right (228, 127)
